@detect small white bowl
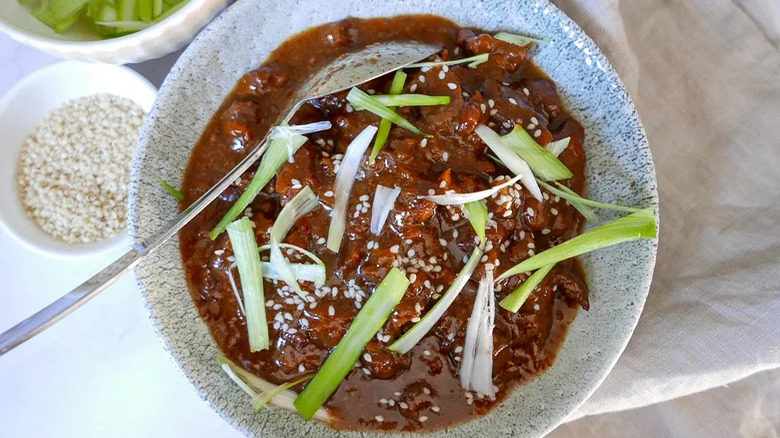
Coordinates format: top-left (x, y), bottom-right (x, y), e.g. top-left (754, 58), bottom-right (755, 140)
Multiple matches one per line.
top-left (0, 61), bottom-right (156, 258)
top-left (0, 0), bottom-right (228, 64)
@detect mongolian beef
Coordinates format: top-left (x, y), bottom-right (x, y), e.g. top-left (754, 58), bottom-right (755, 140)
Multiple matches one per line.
top-left (177, 15), bottom-right (656, 433)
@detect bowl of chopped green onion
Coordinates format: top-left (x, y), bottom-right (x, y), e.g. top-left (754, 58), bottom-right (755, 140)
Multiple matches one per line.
top-left (0, 0), bottom-right (229, 63)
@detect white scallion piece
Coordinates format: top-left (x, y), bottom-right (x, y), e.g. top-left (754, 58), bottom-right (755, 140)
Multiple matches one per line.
top-left (502, 126), bottom-right (572, 181)
top-left (218, 355), bottom-right (331, 422)
top-left (545, 137), bottom-right (571, 157)
top-left (423, 175), bottom-right (522, 205)
top-left (494, 31), bottom-right (550, 46)
top-left (475, 124), bottom-right (543, 201)
top-left (389, 246), bottom-right (483, 354)
top-left (226, 217), bottom-right (268, 351)
top-left (270, 187), bottom-right (320, 298)
top-left (326, 125), bottom-right (378, 252)
top-left (406, 53), bottom-right (490, 69)
top-left (370, 185), bottom-right (401, 235)
top-left (460, 270), bottom-right (495, 397)
top-left (257, 242), bottom-right (327, 286)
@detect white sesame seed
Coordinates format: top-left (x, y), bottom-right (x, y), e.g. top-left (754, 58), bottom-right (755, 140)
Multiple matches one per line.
top-left (431, 406), bottom-right (441, 413)
top-left (551, 207), bottom-right (559, 215)
top-left (395, 391), bottom-right (402, 397)
top-left (400, 401), bottom-right (409, 409)
top-left (531, 116), bottom-right (539, 125)
top-left (534, 303), bottom-right (541, 311)
top-left (508, 97), bottom-right (517, 105)
top-left (439, 238), bottom-right (447, 246)
top-left (411, 317), bottom-right (421, 323)
top-left (410, 83), bottom-right (418, 92)
top-left (542, 228), bottom-right (551, 235)
top-left (534, 129), bottom-right (542, 138)
top-left (298, 364), bottom-right (305, 373)
top-left (364, 353), bottom-right (373, 362)
top-left (488, 98), bottom-right (495, 108)
top-left (523, 87), bottom-right (530, 95)
top-left (390, 245), bottom-right (400, 254)
top-left (363, 367), bottom-right (371, 375)
top-left (419, 75), bottom-right (426, 83)
top-left (375, 415), bottom-right (384, 422)
top-left (423, 387), bottom-right (431, 395)
top-left (428, 188), bottom-right (436, 195)
top-left (419, 415), bottom-right (429, 422)
top-left (447, 82), bottom-right (457, 90)
top-left (454, 346), bottom-right (463, 353)
top-left (423, 350), bottom-right (431, 356)
top-left (442, 151), bottom-right (449, 161)
top-left (328, 305), bottom-right (335, 316)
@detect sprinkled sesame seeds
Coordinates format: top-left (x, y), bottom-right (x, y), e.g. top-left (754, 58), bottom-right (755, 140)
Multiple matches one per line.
top-left (526, 207), bottom-right (535, 216)
top-left (419, 75), bottom-right (426, 83)
top-left (542, 228), bottom-right (551, 235)
top-left (490, 108), bottom-right (499, 116)
top-left (438, 70), bottom-right (446, 80)
top-left (442, 151), bottom-right (449, 161)
top-left (534, 129), bottom-right (542, 138)
top-left (298, 364), bottom-right (305, 373)
top-left (410, 83), bottom-right (418, 92)
top-left (328, 305), bottom-right (335, 316)
top-left (431, 406), bottom-right (441, 413)
top-left (508, 97), bottom-right (517, 105)
top-left (375, 415), bottom-right (384, 422)
top-left (419, 415), bottom-right (429, 422)
top-left (390, 244), bottom-right (400, 254)
top-left (400, 401), bottom-right (409, 409)
top-left (551, 207), bottom-right (559, 215)
top-left (421, 138), bottom-right (428, 147)
top-left (447, 82), bottom-right (457, 90)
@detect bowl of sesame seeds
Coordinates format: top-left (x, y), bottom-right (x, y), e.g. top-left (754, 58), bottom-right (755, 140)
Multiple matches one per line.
top-left (0, 61), bottom-right (156, 257)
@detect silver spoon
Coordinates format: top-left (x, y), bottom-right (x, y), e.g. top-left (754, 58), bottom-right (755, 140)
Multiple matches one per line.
top-left (0, 41), bottom-right (439, 356)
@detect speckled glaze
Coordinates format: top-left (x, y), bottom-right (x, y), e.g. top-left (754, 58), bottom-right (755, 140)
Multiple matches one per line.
top-left (129, 1), bottom-right (659, 437)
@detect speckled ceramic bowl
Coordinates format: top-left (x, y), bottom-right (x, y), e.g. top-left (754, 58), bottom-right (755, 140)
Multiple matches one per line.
top-left (129, 1), bottom-right (659, 437)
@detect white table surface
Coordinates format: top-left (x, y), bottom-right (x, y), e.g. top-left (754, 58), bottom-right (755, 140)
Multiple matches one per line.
top-left (0, 33), bottom-right (242, 438)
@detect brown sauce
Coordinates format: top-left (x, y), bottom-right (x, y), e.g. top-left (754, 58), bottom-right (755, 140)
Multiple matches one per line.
top-left (179, 15), bottom-right (589, 432)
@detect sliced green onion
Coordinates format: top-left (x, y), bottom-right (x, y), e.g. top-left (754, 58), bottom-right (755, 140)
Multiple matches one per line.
top-left (407, 53), bottom-right (490, 69)
top-left (270, 187), bottom-right (319, 298)
top-left (463, 201), bottom-right (488, 245)
top-left (152, 0), bottom-right (163, 17)
top-left (347, 88), bottom-right (431, 138)
top-left (294, 268), bottom-right (410, 420)
top-left (95, 20), bottom-right (150, 30)
top-left (157, 177), bottom-right (184, 201)
top-left (423, 174), bottom-right (522, 205)
top-left (327, 125), bottom-right (377, 252)
top-left (498, 208), bottom-right (657, 279)
top-left (389, 247), bottom-right (483, 354)
top-left (502, 125), bottom-right (572, 181)
top-left (218, 355), bottom-right (331, 422)
top-left (210, 130), bottom-right (308, 240)
top-left (370, 185), bottom-right (401, 235)
top-left (258, 242), bottom-right (326, 271)
top-left (226, 217), bottom-right (268, 352)
top-left (475, 124), bottom-right (543, 201)
top-left (33, 0), bottom-right (89, 33)
top-left (370, 94), bottom-right (451, 107)
top-left (546, 137), bottom-right (571, 157)
top-left (138, 0), bottom-right (153, 21)
top-left (498, 263), bottom-right (556, 312)
top-left (494, 31), bottom-right (550, 46)
top-left (460, 270), bottom-right (495, 396)
top-left (259, 262), bottom-right (325, 286)
top-left (538, 179), bottom-right (641, 215)
top-left (370, 71), bottom-right (406, 163)
top-left (253, 375), bottom-right (312, 411)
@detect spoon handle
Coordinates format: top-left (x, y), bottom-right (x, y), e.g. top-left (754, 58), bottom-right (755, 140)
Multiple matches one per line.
top-left (0, 136), bottom-right (272, 356)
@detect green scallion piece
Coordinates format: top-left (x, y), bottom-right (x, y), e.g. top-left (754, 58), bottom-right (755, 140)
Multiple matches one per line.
top-left (464, 201), bottom-right (488, 245)
top-left (369, 71), bottom-right (406, 164)
top-left (389, 246), bottom-right (483, 354)
top-left (32, 0), bottom-right (89, 33)
top-left (498, 263), bottom-right (556, 312)
top-left (210, 131), bottom-right (308, 240)
top-left (494, 31), bottom-right (550, 46)
top-left (498, 208), bottom-right (657, 280)
top-left (502, 125), bottom-right (572, 181)
top-left (346, 88), bottom-right (431, 138)
top-left (138, 0), bottom-right (153, 21)
top-left (294, 268), bottom-right (410, 420)
top-left (370, 94), bottom-right (451, 107)
top-left (254, 375), bottom-right (312, 411)
top-left (226, 217), bottom-right (269, 352)
top-left (406, 53), bottom-right (490, 69)
top-left (537, 179), bottom-right (641, 215)
top-left (157, 177), bottom-right (184, 201)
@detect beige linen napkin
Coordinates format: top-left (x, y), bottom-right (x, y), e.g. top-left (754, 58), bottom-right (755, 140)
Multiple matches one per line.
top-left (544, 0), bottom-right (780, 423)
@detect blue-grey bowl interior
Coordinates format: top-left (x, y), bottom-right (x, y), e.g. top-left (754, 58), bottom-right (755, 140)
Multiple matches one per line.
top-left (129, 1), bottom-right (659, 437)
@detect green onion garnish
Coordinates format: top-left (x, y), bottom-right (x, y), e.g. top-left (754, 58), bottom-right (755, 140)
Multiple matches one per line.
top-left (502, 125), bottom-right (573, 181)
top-left (389, 246), bottom-right (483, 354)
top-left (138, 0), bottom-right (153, 21)
top-left (157, 177), bottom-right (184, 201)
top-left (545, 137), bottom-right (571, 157)
top-left (32, 0), bottom-right (89, 33)
top-left (537, 179), bottom-right (641, 215)
top-left (498, 208), bottom-right (657, 280)
top-left (475, 124), bottom-right (543, 201)
top-left (369, 71), bottom-right (406, 163)
top-left (498, 263), bottom-right (556, 312)
top-left (346, 88), bottom-right (431, 138)
top-left (407, 53), bottom-right (490, 69)
top-left (370, 94), bottom-right (451, 107)
top-left (464, 201), bottom-right (488, 245)
top-left (253, 375), bottom-right (312, 411)
top-left (294, 268), bottom-right (409, 420)
top-left (494, 31), bottom-right (550, 46)
top-left (259, 262), bottom-right (325, 285)
top-left (209, 130), bottom-right (308, 240)
top-left (226, 217), bottom-right (269, 352)
top-left (218, 355), bottom-right (331, 422)
top-left (270, 186), bottom-right (319, 298)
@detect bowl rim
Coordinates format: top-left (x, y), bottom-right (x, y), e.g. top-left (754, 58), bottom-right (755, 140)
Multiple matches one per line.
top-left (0, 60), bottom-right (157, 258)
top-left (129, 0), bottom-right (659, 436)
top-left (0, 0), bottom-right (209, 49)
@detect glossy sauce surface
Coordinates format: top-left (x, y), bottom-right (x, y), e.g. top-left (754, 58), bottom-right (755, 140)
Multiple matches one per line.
top-left (179, 15), bottom-right (588, 432)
